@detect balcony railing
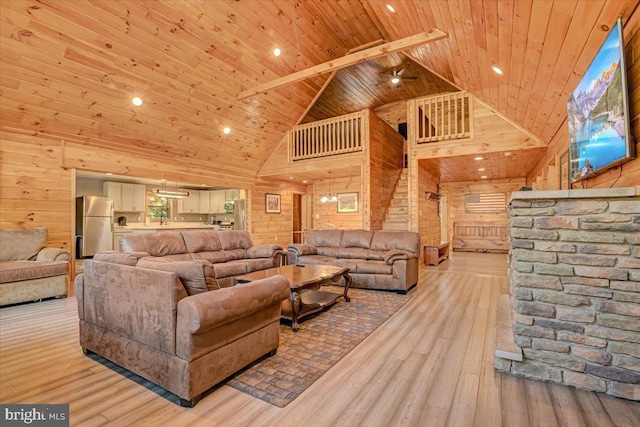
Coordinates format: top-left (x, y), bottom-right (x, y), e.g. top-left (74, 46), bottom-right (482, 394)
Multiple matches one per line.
top-left (290, 111), bottom-right (364, 161)
top-left (417, 92), bottom-right (472, 143)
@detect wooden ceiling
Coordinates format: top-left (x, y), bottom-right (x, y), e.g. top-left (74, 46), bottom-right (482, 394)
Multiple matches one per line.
top-left (421, 149), bottom-right (547, 183)
top-left (1, 0), bottom-right (638, 184)
top-left (301, 53), bottom-right (457, 123)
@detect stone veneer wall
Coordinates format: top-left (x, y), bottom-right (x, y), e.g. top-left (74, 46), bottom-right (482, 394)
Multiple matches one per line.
top-left (496, 188), bottom-right (640, 401)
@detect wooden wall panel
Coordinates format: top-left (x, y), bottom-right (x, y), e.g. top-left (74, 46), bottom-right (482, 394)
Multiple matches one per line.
top-left (249, 180), bottom-right (295, 247)
top-left (368, 110), bottom-right (404, 230)
top-left (0, 131), bottom-right (72, 251)
top-left (417, 161), bottom-right (441, 250)
top-left (312, 175), bottom-right (363, 230)
top-left (439, 178), bottom-right (525, 245)
top-left (527, 6), bottom-right (640, 190)
top-left (373, 100), bottom-right (408, 130)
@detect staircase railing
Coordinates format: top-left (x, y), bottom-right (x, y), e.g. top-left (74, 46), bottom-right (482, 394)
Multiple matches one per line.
top-left (289, 111), bottom-right (364, 161)
top-left (416, 92), bottom-right (472, 143)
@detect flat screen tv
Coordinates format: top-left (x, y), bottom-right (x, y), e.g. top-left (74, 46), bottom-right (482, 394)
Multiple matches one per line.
top-left (568, 19), bottom-right (635, 182)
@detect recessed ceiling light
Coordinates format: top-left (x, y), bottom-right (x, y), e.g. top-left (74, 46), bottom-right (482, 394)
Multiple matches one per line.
top-left (289, 176), bottom-right (293, 180)
top-left (302, 180), bottom-right (308, 184)
top-left (478, 168), bottom-right (485, 171)
top-left (391, 77), bottom-right (400, 84)
top-left (474, 156), bottom-right (483, 161)
top-left (386, 4), bottom-right (396, 13)
top-left (132, 97), bottom-right (142, 106)
top-left (105, 172), bottom-right (113, 176)
top-left (481, 175), bottom-right (487, 179)
top-left (201, 184), bottom-right (206, 187)
top-left (273, 48), bottom-right (281, 57)
top-left (504, 151), bottom-right (512, 156)
top-left (492, 65), bottom-right (503, 75)
top-left (223, 127), bottom-right (231, 134)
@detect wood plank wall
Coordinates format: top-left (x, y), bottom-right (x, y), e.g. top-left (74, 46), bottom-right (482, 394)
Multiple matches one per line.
top-left (0, 131), bottom-right (73, 250)
top-left (439, 178), bottom-right (526, 246)
top-left (368, 110), bottom-right (404, 230)
top-left (527, 8), bottom-right (640, 189)
top-left (249, 180), bottom-right (300, 246)
top-left (417, 161), bottom-right (441, 248)
top-left (312, 175), bottom-right (363, 229)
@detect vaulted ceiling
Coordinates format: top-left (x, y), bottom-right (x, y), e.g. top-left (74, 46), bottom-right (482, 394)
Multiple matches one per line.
top-left (1, 0), bottom-right (638, 183)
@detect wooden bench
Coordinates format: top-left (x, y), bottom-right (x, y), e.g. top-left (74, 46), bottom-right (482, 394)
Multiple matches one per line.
top-left (424, 242), bottom-right (450, 266)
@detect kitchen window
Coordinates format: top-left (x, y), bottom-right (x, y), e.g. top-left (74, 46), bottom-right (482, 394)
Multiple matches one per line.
top-left (147, 193), bottom-right (171, 221)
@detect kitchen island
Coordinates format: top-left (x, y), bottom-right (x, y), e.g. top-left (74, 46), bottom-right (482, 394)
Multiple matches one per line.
top-left (113, 223), bottom-right (232, 250)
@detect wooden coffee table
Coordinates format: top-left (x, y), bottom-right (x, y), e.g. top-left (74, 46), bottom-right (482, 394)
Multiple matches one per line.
top-left (235, 264), bottom-right (352, 331)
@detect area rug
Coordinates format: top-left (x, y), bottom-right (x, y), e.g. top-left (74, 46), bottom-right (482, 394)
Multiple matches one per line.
top-left (226, 286), bottom-right (412, 407)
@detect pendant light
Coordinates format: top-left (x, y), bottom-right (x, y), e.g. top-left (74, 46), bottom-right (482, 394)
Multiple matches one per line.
top-left (320, 171), bottom-right (338, 203)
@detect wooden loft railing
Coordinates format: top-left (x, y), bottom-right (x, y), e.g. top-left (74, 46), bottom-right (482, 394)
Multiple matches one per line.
top-left (289, 111), bottom-right (364, 161)
top-left (416, 92), bottom-right (472, 143)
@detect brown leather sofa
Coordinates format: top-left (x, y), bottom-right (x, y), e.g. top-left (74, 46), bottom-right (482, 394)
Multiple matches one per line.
top-left (119, 230), bottom-right (282, 288)
top-left (0, 227), bottom-right (70, 306)
top-left (288, 229), bottom-right (420, 293)
top-left (75, 256), bottom-right (290, 407)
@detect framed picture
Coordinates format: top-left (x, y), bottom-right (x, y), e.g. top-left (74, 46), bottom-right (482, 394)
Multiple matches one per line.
top-left (337, 192), bottom-right (359, 213)
top-left (265, 193), bottom-right (281, 213)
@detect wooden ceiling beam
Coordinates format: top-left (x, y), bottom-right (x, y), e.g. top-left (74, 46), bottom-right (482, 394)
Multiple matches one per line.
top-left (237, 29), bottom-right (447, 100)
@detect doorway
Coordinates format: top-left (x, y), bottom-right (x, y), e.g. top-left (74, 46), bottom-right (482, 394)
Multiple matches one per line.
top-left (293, 193), bottom-right (303, 243)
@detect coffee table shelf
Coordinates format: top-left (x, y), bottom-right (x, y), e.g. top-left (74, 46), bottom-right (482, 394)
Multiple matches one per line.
top-left (236, 264), bottom-right (352, 331)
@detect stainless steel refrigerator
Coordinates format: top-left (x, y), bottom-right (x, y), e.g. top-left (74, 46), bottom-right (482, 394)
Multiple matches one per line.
top-left (76, 196), bottom-right (113, 258)
top-left (234, 199), bottom-right (246, 230)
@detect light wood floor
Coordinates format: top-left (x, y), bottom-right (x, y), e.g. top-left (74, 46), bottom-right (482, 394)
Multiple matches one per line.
top-left (1, 252), bottom-right (639, 426)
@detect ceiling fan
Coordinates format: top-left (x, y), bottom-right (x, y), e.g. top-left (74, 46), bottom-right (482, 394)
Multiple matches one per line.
top-left (379, 67), bottom-right (418, 85)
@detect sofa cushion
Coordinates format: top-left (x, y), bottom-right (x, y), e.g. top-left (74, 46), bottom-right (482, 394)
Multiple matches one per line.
top-left (0, 227), bottom-right (47, 261)
top-left (337, 247), bottom-right (370, 260)
top-left (93, 251), bottom-right (147, 266)
top-left (356, 260), bottom-right (392, 275)
top-left (218, 230), bottom-right (253, 250)
top-left (297, 255), bottom-right (336, 265)
top-left (181, 230), bottom-right (223, 253)
top-left (223, 249), bottom-right (247, 262)
top-left (213, 261), bottom-right (247, 279)
top-left (246, 245), bottom-right (281, 259)
top-left (119, 234), bottom-right (148, 253)
top-left (190, 251), bottom-right (227, 264)
top-left (317, 247), bottom-right (339, 258)
top-left (137, 259), bottom-right (215, 295)
top-left (141, 232), bottom-right (189, 257)
top-left (244, 258), bottom-right (275, 273)
top-left (0, 261), bottom-right (68, 283)
top-left (308, 230), bottom-right (344, 247)
top-left (329, 258), bottom-right (359, 272)
top-left (370, 231), bottom-right (420, 256)
top-left (340, 230), bottom-right (374, 248)
top-left (365, 249), bottom-right (387, 261)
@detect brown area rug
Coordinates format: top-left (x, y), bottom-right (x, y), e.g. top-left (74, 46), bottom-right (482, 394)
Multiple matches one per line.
top-left (226, 286), bottom-right (412, 407)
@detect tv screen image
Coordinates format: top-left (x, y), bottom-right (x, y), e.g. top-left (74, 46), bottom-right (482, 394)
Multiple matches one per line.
top-left (567, 19), bottom-right (634, 182)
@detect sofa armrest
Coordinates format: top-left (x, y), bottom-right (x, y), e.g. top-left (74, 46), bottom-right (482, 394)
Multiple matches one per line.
top-left (287, 243), bottom-right (317, 257)
top-left (36, 247), bottom-right (71, 262)
top-left (74, 274), bottom-right (85, 320)
top-left (246, 244), bottom-right (283, 259)
top-left (177, 275), bottom-right (290, 335)
top-left (385, 249), bottom-right (415, 265)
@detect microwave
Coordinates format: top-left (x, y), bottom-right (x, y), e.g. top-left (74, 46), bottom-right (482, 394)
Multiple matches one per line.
top-left (224, 202), bottom-right (235, 212)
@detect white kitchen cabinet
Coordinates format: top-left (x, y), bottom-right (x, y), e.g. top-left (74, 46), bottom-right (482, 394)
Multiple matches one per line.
top-left (198, 191), bottom-right (210, 213)
top-left (121, 183), bottom-right (146, 212)
top-left (103, 182), bottom-right (122, 211)
top-left (225, 189), bottom-right (240, 201)
top-left (177, 191), bottom-right (200, 213)
top-left (209, 190), bottom-right (226, 213)
top-left (104, 182), bottom-right (146, 212)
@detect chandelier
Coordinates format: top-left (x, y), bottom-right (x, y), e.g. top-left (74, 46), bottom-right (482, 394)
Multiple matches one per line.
top-left (319, 171), bottom-right (338, 203)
